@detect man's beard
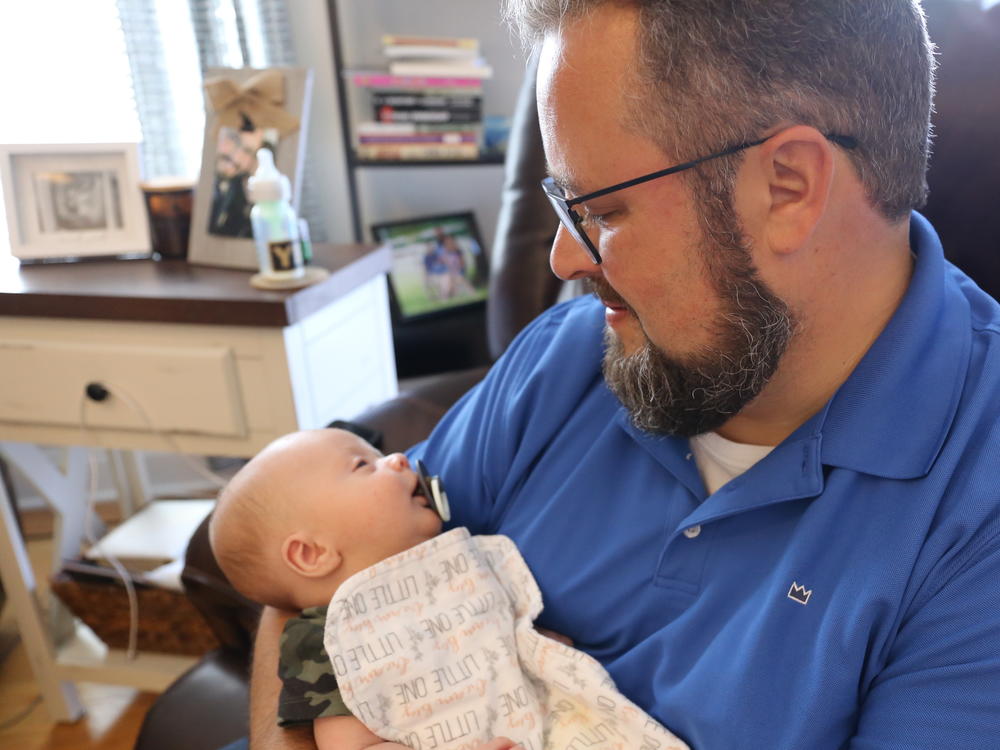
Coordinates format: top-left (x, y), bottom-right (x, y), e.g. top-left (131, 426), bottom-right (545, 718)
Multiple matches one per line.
top-left (599, 207), bottom-right (795, 437)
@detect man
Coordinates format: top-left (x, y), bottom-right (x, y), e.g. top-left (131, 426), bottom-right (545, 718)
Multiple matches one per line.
top-left (249, 1), bottom-right (1000, 747)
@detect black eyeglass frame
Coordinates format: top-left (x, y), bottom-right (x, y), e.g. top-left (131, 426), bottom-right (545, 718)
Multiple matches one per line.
top-left (541, 132), bottom-right (858, 264)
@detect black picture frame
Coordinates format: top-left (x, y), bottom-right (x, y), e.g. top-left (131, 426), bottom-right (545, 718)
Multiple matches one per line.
top-left (370, 211), bottom-right (489, 323)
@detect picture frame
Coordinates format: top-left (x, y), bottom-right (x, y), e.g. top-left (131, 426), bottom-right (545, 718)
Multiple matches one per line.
top-left (187, 66), bottom-right (313, 270)
top-left (0, 143), bottom-right (150, 262)
top-left (370, 211), bottom-right (489, 322)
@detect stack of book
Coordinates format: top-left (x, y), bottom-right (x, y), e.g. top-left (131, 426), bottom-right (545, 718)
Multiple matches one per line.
top-left (350, 34), bottom-right (493, 162)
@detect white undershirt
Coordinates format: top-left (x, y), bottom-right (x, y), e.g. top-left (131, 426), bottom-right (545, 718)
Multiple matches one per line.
top-left (689, 431), bottom-right (776, 495)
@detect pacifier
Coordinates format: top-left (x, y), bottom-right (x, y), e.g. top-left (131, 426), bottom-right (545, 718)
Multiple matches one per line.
top-left (415, 459), bottom-right (451, 522)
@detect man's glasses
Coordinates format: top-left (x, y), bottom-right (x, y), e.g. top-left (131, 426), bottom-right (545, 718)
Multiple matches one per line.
top-left (541, 132), bottom-right (858, 264)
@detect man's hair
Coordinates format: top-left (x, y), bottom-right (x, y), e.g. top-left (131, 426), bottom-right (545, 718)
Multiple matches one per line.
top-left (504, 0), bottom-right (936, 220)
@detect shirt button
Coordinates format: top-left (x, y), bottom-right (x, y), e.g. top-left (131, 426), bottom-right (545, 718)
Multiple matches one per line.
top-left (683, 525), bottom-right (702, 539)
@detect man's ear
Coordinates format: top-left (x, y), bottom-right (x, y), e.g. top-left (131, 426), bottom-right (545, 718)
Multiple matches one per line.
top-left (281, 532), bottom-right (342, 578)
top-left (758, 125), bottom-right (836, 255)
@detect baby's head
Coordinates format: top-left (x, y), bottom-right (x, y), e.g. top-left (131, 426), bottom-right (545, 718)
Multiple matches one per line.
top-left (209, 428), bottom-right (442, 611)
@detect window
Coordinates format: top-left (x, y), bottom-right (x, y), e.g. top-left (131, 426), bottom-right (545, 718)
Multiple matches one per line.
top-left (0, 0), bottom-right (312, 258)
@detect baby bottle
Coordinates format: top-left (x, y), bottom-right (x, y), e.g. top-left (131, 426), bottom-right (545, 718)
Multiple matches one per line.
top-left (248, 148), bottom-right (304, 281)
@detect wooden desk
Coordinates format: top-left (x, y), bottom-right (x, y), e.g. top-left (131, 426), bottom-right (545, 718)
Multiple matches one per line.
top-left (0, 245), bottom-right (397, 721)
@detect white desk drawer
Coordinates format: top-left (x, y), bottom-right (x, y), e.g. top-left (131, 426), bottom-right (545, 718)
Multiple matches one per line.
top-left (0, 340), bottom-right (247, 438)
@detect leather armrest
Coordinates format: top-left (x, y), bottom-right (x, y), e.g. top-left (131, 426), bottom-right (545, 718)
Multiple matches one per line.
top-left (133, 648), bottom-right (250, 750)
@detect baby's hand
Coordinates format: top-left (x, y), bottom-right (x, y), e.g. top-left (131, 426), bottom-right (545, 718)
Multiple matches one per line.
top-left (472, 739), bottom-right (524, 750)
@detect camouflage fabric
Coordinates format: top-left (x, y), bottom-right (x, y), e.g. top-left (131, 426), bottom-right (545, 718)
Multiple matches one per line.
top-left (277, 605), bottom-right (351, 726)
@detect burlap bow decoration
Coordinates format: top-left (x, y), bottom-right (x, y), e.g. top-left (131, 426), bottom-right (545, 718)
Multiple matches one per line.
top-left (203, 70), bottom-right (300, 136)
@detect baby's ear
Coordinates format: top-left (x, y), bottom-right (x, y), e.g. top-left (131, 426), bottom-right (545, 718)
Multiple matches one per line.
top-left (281, 532), bottom-right (342, 578)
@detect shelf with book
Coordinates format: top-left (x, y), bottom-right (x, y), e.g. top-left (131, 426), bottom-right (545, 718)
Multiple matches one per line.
top-left (328, 1), bottom-right (524, 244)
top-left (327, 0), bottom-right (524, 377)
top-left (346, 40), bottom-right (492, 164)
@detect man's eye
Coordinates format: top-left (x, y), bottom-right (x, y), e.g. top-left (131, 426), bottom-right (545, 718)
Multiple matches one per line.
top-left (583, 210), bottom-right (616, 229)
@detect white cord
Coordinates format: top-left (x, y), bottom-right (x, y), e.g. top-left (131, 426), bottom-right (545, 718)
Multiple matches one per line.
top-left (75, 380), bottom-right (230, 660)
top-left (91, 379), bottom-right (231, 489)
top-left (78, 393), bottom-right (140, 660)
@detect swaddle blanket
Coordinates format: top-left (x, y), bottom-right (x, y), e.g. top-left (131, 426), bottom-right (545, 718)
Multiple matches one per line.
top-left (324, 527), bottom-right (688, 750)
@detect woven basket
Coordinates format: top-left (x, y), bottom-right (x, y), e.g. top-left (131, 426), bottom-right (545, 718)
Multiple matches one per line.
top-left (51, 568), bottom-right (220, 657)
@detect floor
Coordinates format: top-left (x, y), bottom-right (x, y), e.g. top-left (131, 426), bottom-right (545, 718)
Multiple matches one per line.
top-left (0, 507), bottom-right (159, 750)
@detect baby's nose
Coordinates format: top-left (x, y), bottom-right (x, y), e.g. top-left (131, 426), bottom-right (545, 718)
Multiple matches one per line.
top-left (384, 453), bottom-right (410, 471)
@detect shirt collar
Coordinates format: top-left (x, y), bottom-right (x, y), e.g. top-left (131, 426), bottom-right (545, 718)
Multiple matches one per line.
top-left (816, 211), bottom-right (970, 479)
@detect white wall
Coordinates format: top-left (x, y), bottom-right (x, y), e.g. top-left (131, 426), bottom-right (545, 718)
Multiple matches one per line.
top-left (286, 0), bottom-right (356, 243)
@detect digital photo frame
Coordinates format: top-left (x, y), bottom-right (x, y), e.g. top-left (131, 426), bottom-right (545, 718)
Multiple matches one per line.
top-left (371, 211), bottom-right (489, 322)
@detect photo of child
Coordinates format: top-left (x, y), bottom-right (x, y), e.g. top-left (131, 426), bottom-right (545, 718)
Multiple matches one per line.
top-left (372, 212), bottom-right (489, 320)
top-left (33, 169), bottom-right (124, 233)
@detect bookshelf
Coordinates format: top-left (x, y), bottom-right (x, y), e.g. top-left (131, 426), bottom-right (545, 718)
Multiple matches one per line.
top-left (326, 0), bottom-right (526, 243)
top-left (326, 0), bottom-right (527, 376)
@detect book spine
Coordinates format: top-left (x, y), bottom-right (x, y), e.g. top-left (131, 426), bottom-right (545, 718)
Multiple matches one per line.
top-left (355, 143), bottom-right (481, 161)
top-left (358, 133), bottom-right (479, 145)
top-left (381, 34), bottom-right (480, 51)
top-left (389, 61), bottom-right (493, 79)
top-left (356, 122), bottom-right (484, 135)
top-left (350, 72), bottom-right (485, 90)
top-left (375, 107), bottom-right (482, 124)
top-left (383, 45), bottom-right (480, 60)
top-left (371, 92), bottom-right (482, 110)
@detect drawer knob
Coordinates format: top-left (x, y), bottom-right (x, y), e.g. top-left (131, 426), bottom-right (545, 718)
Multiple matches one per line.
top-left (85, 382), bottom-right (110, 402)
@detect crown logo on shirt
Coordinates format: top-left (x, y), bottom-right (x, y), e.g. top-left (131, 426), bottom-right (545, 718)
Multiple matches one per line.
top-left (787, 581), bottom-right (813, 605)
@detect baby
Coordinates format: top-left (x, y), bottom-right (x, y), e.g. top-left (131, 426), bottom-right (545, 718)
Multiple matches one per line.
top-left (210, 428), bottom-right (687, 750)
top-left (209, 428), bottom-right (520, 750)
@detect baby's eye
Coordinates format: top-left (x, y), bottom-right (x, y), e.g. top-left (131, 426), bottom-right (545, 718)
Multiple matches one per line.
top-left (352, 458), bottom-right (369, 472)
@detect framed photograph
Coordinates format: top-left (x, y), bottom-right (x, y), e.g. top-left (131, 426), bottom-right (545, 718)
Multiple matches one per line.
top-left (0, 143), bottom-right (150, 262)
top-left (188, 66), bottom-right (313, 270)
top-left (371, 211), bottom-right (489, 322)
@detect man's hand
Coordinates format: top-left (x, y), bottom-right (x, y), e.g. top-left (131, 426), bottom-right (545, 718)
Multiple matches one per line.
top-left (355, 739), bottom-right (522, 750)
top-left (536, 626), bottom-right (573, 647)
top-left (472, 739), bottom-right (524, 750)
top-left (314, 715), bottom-right (523, 750)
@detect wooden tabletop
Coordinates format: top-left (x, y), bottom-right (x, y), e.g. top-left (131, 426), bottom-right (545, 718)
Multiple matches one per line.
top-left (0, 243), bottom-right (390, 327)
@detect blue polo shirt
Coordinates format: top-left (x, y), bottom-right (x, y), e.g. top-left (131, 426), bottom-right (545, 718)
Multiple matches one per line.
top-left (409, 213), bottom-right (1000, 749)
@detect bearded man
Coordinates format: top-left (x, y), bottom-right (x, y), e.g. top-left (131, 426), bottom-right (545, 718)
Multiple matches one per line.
top-left (248, 2), bottom-right (1000, 748)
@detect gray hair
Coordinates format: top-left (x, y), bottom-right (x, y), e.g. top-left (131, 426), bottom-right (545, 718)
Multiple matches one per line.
top-left (504, 0), bottom-right (936, 221)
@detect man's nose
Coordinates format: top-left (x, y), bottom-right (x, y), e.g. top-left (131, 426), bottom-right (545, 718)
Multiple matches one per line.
top-left (550, 224), bottom-right (600, 282)
top-left (382, 453), bottom-right (410, 471)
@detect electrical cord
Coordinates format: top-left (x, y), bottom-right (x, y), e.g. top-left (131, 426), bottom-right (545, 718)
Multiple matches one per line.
top-left (78, 393), bottom-right (141, 660)
top-left (76, 380), bottom-right (230, 660)
top-left (86, 379), bottom-right (232, 489)
top-left (0, 693), bottom-right (42, 733)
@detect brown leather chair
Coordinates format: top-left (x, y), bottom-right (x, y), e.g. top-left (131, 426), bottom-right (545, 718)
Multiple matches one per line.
top-left (133, 52), bottom-right (556, 750)
top-left (135, 3), bottom-right (1000, 744)
top-left (921, 0), bottom-right (1000, 301)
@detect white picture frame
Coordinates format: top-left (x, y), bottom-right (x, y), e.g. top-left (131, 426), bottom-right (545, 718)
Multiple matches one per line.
top-left (0, 143), bottom-right (150, 262)
top-left (187, 66), bottom-right (313, 271)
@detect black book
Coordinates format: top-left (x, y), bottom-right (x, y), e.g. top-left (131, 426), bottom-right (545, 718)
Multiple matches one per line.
top-left (375, 106), bottom-right (482, 124)
top-left (372, 91), bottom-right (482, 110)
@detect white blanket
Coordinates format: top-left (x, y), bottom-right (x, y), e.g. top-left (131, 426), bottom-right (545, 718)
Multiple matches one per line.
top-left (324, 527), bottom-right (688, 750)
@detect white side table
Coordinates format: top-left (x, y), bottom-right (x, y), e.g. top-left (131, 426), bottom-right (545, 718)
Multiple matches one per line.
top-left (0, 244), bottom-right (397, 721)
